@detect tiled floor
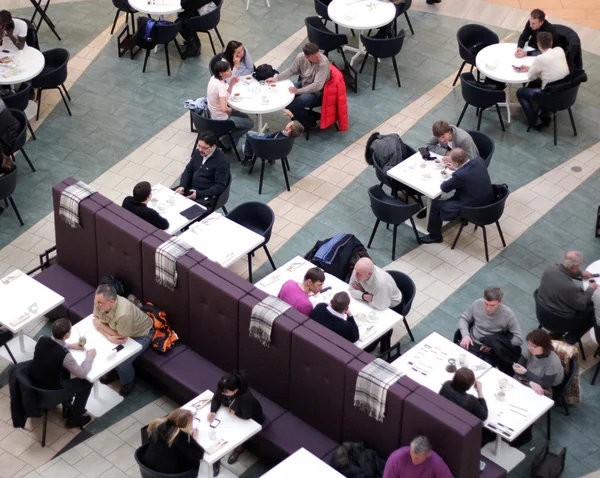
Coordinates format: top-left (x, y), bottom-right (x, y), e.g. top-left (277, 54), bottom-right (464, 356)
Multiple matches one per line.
top-left (2, 0), bottom-right (600, 476)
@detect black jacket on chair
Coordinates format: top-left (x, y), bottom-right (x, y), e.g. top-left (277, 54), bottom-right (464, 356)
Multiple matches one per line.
top-left (310, 303), bottom-right (360, 343)
top-left (439, 157), bottom-right (494, 221)
top-left (9, 362), bottom-right (42, 428)
top-left (0, 107), bottom-right (20, 155)
top-left (179, 148), bottom-right (230, 199)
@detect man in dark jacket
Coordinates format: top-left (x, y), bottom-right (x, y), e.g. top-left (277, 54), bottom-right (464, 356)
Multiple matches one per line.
top-left (515, 9), bottom-right (558, 58)
top-left (0, 99), bottom-right (19, 156)
top-left (178, 0), bottom-right (213, 58)
top-left (175, 130), bottom-right (230, 212)
top-left (420, 148), bottom-right (494, 244)
top-left (122, 181), bottom-right (169, 230)
top-left (310, 292), bottom-right (359, 343)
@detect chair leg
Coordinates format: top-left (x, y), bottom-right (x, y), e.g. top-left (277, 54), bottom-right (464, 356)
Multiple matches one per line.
top-left (3, 344), bottom-right (17, 364)
top-left (404, 317), bottom-right (415, 342)
top-left (20, 149), bottom-right (35, 172)
top-left (174, 39), bottom-right (184, 60)
top-left (57, 87), bottom-right (72, 116)
top-left (496, 221), bottom-right (506, 247)
top-left (553, 112), bottom-right (557, 146)
top-left (41, 410), bottom-right (48, 447)
top-left (477, 108), bottom-right (484, 131)
top-left (110, 9), bottom-right (120, 35)
top-left (578, 339), bottom-right (586, 361)
top-left (247, 252), bottom-right (253, 283)
top-left (284, 157), bottom-right (290, 172)
top-left (547, 410), bottom-right (551, 441)
top-left (409, 217), bottom-right (420, 243)
top-left (207, 31), bottom-right (216, 55)
top-left (264, 245), bottom-right (276, 270)
top-left (59, 83), bottom-right (71, 102)
top-left (142, 48), bottom-right (151, 73)
top-left (281, 158), bottom-right (291, 191)
top-left (568, 108), bottom-right (577, 137)
top-left (367, 219), bottom-right (380, 248)
top-left (9, 197), bottom-right (24, 226)
top-left (495, 104), bottom-right (505, 132)
top-left (27, 121), bottom-right (37, 140)
top-left (451, 221), bottom-right (465, 250)
top-left (35, 88), bottom-right (42, 121)
top-left (214, 27), bottom-right (225, 48)
top-left (392, 57), bottom-right (401, 88)
top-left (404, 12), bottom-right (414, 35)
top-left (359, 53), bottom-right (368, 73)
top-left (482, 225), bottom-right (489, 262)
top-left (452, 61), bottom-right (466, 86)
top-left (164, 42), bottom-right (172, 76)
top-left (221, 205), bottom-right (228, 215)
top-left (258, 159), bottom-right (266, 194)
top-left (456, 103), bottom-right (468, 128)
top-left (592, 361), bottom-right (600, 385)
top-left (372, 58), bottom-right (377, 91)
top-left (228, 134), bottom-right (242, 161)
top-left (392, 224), bottom-right (398, 260)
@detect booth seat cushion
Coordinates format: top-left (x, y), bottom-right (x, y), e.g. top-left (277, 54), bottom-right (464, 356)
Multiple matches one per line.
top-left (253, 412), bottom-right (338, 462)
top-left (34, 265), bottom-right (95, 320)
top-left (202, 259), bottom-right (255, 294)
top-left (480, 456), bottom-right (507, 478)
top-left (137, 343), bottom-right (189, 373)
top-left (303, 319), bottom-right (364, 357)
top-left (68, 293), bottom-right (95, 324)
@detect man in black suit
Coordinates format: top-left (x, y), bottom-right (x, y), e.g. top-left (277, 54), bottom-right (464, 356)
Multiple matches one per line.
top-left (122, 181), bottom-right (169, 230)
top-left (175, 131), bottom-right (230, 213)
top-left (420, 148), bottom-right (494, 244)
top-left (310, 292), bottom-right (359, 343)
top-left (515, 9), bottom-right (558, 58)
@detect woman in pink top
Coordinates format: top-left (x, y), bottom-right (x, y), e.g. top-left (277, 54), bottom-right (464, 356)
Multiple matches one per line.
top-left (277, 267), bottom-right (325, 316)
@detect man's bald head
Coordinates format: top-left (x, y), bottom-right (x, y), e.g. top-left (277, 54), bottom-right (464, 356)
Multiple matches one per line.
top-left (562, 251), bottom-right (583, 273)
top-left (354, 258), bottom-right (375, 281)
top-left (449, 148), bottom-right (468, 167)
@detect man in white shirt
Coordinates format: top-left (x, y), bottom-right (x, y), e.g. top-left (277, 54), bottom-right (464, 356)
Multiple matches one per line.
top-left (515, 31), bottom-right (569, 129)
top-left (0, 11), bottom-right (27, 50)
top-left (349, 258), bottom-right (402, 310)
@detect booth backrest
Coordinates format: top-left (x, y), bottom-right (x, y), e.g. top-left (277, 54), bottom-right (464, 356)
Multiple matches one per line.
top-left (283, 306), bottom-right (310, 325)
top-left (342, 357), bottom-right (410, 457)
top-left (95, 208), bottom-right (149, 299)
top-left (188, 264), bottom-right (246, 372)
top-left (239, 289), bottom-right (299, 409)
top-left (202, 259), bottom-right (256, 294)
top-left (107, 203), bottom-right (159, 235)
top-left (303, 318), bottom-right (364, 357)
top-left (290, 326), bottom-right (354, 442)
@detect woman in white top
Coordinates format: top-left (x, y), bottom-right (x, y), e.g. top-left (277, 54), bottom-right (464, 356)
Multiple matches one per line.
top-left (207, 60), bottom-right (254, 149)
top-left (0, 10), bottom-right (27, 50)
top-left (223, 40), bottom-right (254, 80)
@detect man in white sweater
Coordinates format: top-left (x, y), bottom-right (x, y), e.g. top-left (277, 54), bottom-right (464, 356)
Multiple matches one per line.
top-left (515, 31), bottom-right (569, 129)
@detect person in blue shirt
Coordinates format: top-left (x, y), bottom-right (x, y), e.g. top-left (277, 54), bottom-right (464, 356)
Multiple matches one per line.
top-left (223, 40), bottom-right (254, 80)
top-left (243, 111), bottom-right (304, 162)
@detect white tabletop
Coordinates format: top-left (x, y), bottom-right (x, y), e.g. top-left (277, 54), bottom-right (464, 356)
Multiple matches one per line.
top-left (256, 256), bottom-right (405, 349)
top-left (386, 151), bottom-right (447, 200)
top-left (262, 448), bottom-right (345, 478)
top-left (178, 212), bottom-right (265, 268)
top-left (391, 332), bottom-right (492, 392)
top-left (0, 270), bottom-right (64, 334)
top-left (0, 44), bottom-right (45, 86)
top-left (583, 259), bottom-right (600, 291)
top-left (147, 184), bottom-right (206, 235)
top-left (229, 78), bottom-right (295, 116)
top-left (182, 390), bottom-right (262, 465)
top-left (328, 0), bottom-right (396, 30)
top-left (475, 43), bottom-right (537, 85)
top-left (128, 0), bottom-right (182, 15)
top-left (67, 315), bottom-right (143, 383)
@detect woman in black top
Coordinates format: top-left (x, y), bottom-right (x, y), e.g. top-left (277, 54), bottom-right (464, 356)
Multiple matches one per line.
top-left (140, 408), bottom-right (204, 474)
top-left (439, 367), bottom-right (495, 446)
top-left (208, 371), bottom-right (264, 475)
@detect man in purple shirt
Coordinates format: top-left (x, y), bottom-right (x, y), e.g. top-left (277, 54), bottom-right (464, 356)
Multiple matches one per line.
top-left (383, 436), bottom-right (454, 478)
top-left (277, 267), bottom-right (325, 316)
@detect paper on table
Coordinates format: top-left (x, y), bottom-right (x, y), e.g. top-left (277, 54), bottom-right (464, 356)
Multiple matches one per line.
top-left (285, 261), bottom-right (304, 272)
top-left (260, 273), bottom-right (281, 287)
top-left (10, 312), bottom-right (30, 327)
top-left (205, 439), bottom-right (229, 454)
top-left (191, 390), bottom-right (214, 412)
top-left (1, 271), bottom-right (23, 285)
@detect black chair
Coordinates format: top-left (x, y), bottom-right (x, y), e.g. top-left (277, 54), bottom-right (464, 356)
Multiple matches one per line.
top-left (136, 18), bottom-right (184, 77)
top-left (534, 289), bottom-right (588, 361)
top-left (359, 31), bottom-right (405, 91)
top-left (371, 146), bottom-right (423, 208)
top-left (546, 355), bottom-right (577, 441)
top-left (247, 136), bottom-right (294, 194)
top-left (305, 17), bottom-right (348, 64)
top-left (16, 17), bottom-right (39, 50)
top-left (367, 185), bottom-right (421, 260)
top-left (0, 328), bottom-right (17, 363)
top-left (111, 0), bottom-right (138, 35)
top-left (226, 202), bottom-right (277, 283)
top-left (387, 270), bottom-right (416, 343)
top-left (554, 24), bottom-right (583, 72)
top-left (392, 0), bottom-right (414, 36)
top-left (2, 82), bottom-right (37, 140)
top-left (450, 184), bottom-right (508, 262)
top-left (135, 446), bottom-right (199, 478)
top-left (453, 24), bottom-right (499, 86)
top-left (0, 167), bottom-right (24, 226)
top-left (457, 72), bottom-right (505, 132)
top-left (208, 52), bottom-right (223, 75)
top-left (314, 0), bottom-right (338, 33)
top-left (466, 130), bottom-right (494, 168)
top-left (591, 327), bottom-right (600, 385)
top-left (7, 110), bottom-right (36, 173)
top-left (190, 111), bottom-right (242, 162)
top-left (185, 0), bottom-right (225, 56)
top-left (31, 48), bottom-right (71, 121)
top-left (213, 172), bottom-right (231, 215)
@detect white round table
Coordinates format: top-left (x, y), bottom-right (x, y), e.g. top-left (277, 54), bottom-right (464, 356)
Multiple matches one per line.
top-left (228, 78), bottom-right (294, 132)
top-left (328, 0), bottom-right (395, 66)
top-left (0, 45), bottom-right (45, 86)
top-left (475, 43), bottom-right (536, 124)
top-left (127, 0), bottom-right (182, 16)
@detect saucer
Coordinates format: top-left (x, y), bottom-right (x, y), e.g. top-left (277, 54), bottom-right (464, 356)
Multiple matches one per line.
top-left (231, 95), bottom-right (243, 102)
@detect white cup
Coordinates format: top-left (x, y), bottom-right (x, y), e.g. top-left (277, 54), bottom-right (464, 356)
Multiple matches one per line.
top-left (208, 429), bottom-right (217, 441)
top-left (28, 302), bottom-right (38, 314)
top-left (498, 378), bottom-right (509, 390)
top-left (496, 391), bottom-right (506, 402)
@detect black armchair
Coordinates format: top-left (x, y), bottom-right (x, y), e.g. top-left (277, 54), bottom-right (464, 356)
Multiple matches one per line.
top-left (371, 147), bottom-right (423, 208)
top-left (0, 328), bottom-right (16, 363)
top-left (392, 0), bottom-right (414, 36)
top-left (457, 72), bottom-right (505, 132)
top-left (7, 110), bottom-right (36, 173)
top-left (305, 17), bottom-right (349, 64)
top-left (135, 445), bottom-right (199, 477)
top-left (314, 0), bottom-right (338, 33)
top-left (387, 270), bottom-right (416, 343)
top-left (0, 167), bottom-right (23, 226)
top-left (213, 172), bottom-right (231, 215)
top-left (31, 48), bottom-right (71, 121)
top-left (451, 183), bottom-right (508, 262)
top-left (226, 202), bottom-right (277, 283)
top-left (190, 111), bottom-right (242, 162)
top-left (208, 52), bottom-right (224, 75)
top-left (554, 24), bottom-right (583, 72)
top-left (185, 0), bottom-right (225, 55)
top-left (359, 31), bottom-right (405, 91)
top-left (453, 24), bottom-right (499, 86)
top-left (2, 82), bottom-right (36, 140)
top-left (546, 354), bottom-right (577, 441)
top-left (466, 130), bottom-right (494, 168)
top-left (136, 18), bottom-right (183, 77)
top-left (367, 185), bottom-right (421, 260)
top-left (111, 0), bottom-right (137, 35)
top-left (247, 135), bottom-right (294, 194)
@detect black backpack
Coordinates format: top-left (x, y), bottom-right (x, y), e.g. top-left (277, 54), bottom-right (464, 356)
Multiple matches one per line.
top-left (253, 64), bottom-right (278, 81)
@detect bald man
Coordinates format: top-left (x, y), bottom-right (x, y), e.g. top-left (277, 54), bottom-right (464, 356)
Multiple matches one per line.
top-left (349, 258), bottom-right (402, 311)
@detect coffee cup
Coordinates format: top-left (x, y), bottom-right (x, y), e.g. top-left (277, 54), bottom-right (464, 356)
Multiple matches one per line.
top-left (496, 391), bottom-right (506, 401)
top-left (498, 378), bottom-right (509, 390)
top-left (232, 92), bottom-right (241, 101)
top-left (28, 302), bottom-right (38, 314)
top-left (79, 336), bottom-right (87, 347)
top-left (245, 75), bottom-right (252, 83)
top-left (269, 83), bottom-right (278, 93)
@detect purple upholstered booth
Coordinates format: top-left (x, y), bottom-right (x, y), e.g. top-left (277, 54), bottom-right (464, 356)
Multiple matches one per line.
top-left (239, 289), bottom-right (299, 409)
top-left (303, 319), bottom-right (364, 357)
top-left (342, 357), bottom-right (410, 457)
top-left (188, 264), bottom-right (246, 372)
top-left (202, 258), bottom-right (255, 294)
top-left (282, 306), bottom-right (310, 325)
top-left (107, 203), bottom-right (158, 235)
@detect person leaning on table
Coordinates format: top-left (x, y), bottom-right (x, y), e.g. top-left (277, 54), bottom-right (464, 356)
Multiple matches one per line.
top-left (426, 120), bottom-right (479, 160)
top-left (0, 10), bottom-right (27, 50)
top-left (28, 318), bottom-right (96, 428)
top-left (208, 371), bottom-right (265, 476)
top-left (515, 9), bottom-right (558, 58)
top-left (348, 257), bottom-right (401, 310)
top-left (93, 283), bottom-right (154, 397)
top-left (278, 266), bottom-right (325, 316)
top-left (122, 181), bottom-right (169, 230)
top-left (139, 408), bottom-right (205, 475)
top-left (310, 291), bottom-right (360, 343)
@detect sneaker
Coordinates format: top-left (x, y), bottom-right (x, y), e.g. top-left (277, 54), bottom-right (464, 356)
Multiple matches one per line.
top-left (66, 414), bottom-right (92, 429)
top-left (119, 380), bottom-right (136, 397)
top-left (99, 370), bottom-right (118, 385)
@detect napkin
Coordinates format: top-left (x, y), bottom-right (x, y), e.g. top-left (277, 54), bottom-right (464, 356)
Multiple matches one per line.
top-left (205, 439), bottom-right (229, 454)
top-left (259, 273), bottom-right (280, 287)
top-left (191, 391), bottom-right (214, 411)
top-left (10, 312), bottom-right (30, 327)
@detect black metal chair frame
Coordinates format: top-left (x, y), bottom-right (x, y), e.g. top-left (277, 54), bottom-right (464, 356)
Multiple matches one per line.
top-left (247, 136), bottom-right (294, 194)
top-left (29, 0), bottom-right (61, 41)
top-left (526, 91), bottom-right (579, 147)
top-left (359, 31), bottom-right (405, 91)
top-left (466, 130), bottom-right (494, 168)
top-left (186, 0), bottom-right (225, 56)
top-left (2, 82), bottom-right (37, 140)
top-left (0, 167), bottom-right (24, 226)
top-left (32, 49), bottom-right (72, 121)
top-left (456, 73), bottom-right (505, 132)
top-left (139, 22), bottom-right (184, 77)
top-left (547, 355), bottom-right (577, 441)
top-left (453, 24), bottom-right (499, 86)
top-left (8, 109), bottom-right (36, 173)
top-left (111, 0), bottom-right (137, 35)
top-left (388, 270), bottom-right (417, 343)
top-left (592, 345), bottom-right (600, 385)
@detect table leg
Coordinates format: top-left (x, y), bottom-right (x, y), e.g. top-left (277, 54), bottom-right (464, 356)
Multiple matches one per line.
top-left (494, 434), bottom-right (501, 455)
top-left (18, 331), bottom-right (25, 353)
top-left (505, 84), bottom-right (512, 124)
top-left (342, 30), bottom-right (365, 67)
top-left (481, 434), bottom-right (526, 471)
top-left (93, 381), bottom-right (100, 399)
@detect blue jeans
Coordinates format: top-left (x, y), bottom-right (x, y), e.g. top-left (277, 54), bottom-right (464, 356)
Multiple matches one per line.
top-left (288, 81), bottom-right (322, 125)
top-left (516, 87), bottom-right (544, 126)
top-left (116, 327), bottom-right (154, 385)
top-left (222, 111), bottom-right (254, 148)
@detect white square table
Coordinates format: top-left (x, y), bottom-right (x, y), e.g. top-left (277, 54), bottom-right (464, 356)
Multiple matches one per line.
top-left (182, 390), bottom-right (262, 478)
top-left (178, 213), bottom-right (265, 268)
top-left (0, 269), bottom-right (64, 362)
top-left (261, 448), bottom-right (345, 478)
top-left (146, 183), bottom-right (206, 235)
top-left (256, 256), bottom-right (405, 349)
top-left (66, 315), bottom-right (142, 416)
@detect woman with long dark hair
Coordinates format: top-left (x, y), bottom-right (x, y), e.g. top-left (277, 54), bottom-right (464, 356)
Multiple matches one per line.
top-left (222, 40), bottom-right (254, 79)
